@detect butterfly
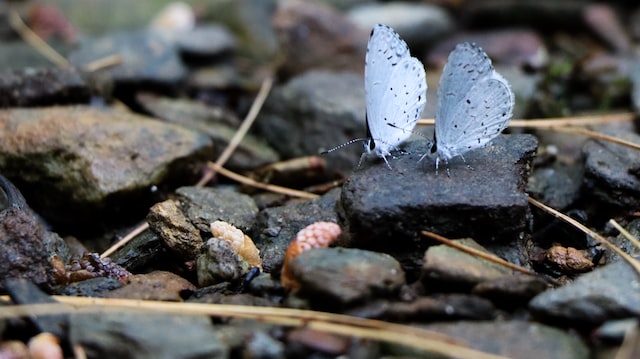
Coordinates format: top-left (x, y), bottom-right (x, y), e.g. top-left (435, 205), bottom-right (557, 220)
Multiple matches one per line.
top-left (363, 24), bottom-right (427, 168)
top-left (426, 42), bottom-right (514, 175)
top-left (323, 24), bottom-right (427, 169)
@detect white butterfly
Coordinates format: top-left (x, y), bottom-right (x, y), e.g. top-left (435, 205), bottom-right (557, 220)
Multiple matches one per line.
top-left (363, 24), bottom-right (427, 168)
top-left (321, 24), bottom-right (426, 169)
top-left (427, 42), bottom-right (514, 175)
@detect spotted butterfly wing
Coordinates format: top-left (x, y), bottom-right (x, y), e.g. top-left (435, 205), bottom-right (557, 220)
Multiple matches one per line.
top-left (364, 24), bottom-right (427, 166)
top-left (433, 42), bottom-right (514, 171)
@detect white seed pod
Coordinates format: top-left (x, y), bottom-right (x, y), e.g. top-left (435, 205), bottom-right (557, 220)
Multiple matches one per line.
top-left (210, 221), bottom-right (262, 269)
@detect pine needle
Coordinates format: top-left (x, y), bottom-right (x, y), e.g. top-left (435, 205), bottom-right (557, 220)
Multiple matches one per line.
top-left (0, 296), bottom-right (510, 359)
top-left (421, 230), bottom-right (535, 275)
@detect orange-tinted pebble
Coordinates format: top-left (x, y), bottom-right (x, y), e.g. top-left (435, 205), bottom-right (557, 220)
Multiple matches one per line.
top-left (281, 222), bottom-right (341, 291)
top-left (27, 333), bottom-right (63, 359)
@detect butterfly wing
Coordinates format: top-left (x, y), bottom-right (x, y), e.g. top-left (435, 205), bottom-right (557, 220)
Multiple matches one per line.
top-left (365, 24), bottom-right (421, 157)
top-left (437, 72), bottom-right (513, 159)
top-left (435, 42), bottom-right (495, 151)
top-left (435, 42), bottom-right (513, 160)
top-left (374, 57), bottom-right (427, 155)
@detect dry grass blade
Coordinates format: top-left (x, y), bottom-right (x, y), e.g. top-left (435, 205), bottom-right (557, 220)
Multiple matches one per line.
top-left (417, 112), bottom-right (635, 127)
top-left (528, 197), bottom-right (640, 275)
top-left (101, 222), bottom-right (149, 258)
top-left (418, 113), bottom-right (640, 151)
top-left (197, 76), bottom-right (274, 187)
top-left (210, 163), bottom-right (319, 199)
top-left (82, 54), bottom-right (123, 72)
top-left (8, 10), bottom-right (70, 68)
top-left (421, 230), bottom-right (535, 275)
top-left (609, 219), bottom-right (640, 250)
top-left (550, 127), bottom-right (640, 151)
top-left (0, 297), bottom-right (510, 359)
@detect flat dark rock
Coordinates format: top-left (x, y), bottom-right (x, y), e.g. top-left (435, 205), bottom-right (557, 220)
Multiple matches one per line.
top-left (340, 134), bottom-right (537, 267)
top-left (583, 131), bottom-right (640, 208)
top-left (290, 247), bottom-right (405, 310)
top-left (529, 259), bottom-right (640, 327)
top-left (0, 67), bottom-right (90, 107)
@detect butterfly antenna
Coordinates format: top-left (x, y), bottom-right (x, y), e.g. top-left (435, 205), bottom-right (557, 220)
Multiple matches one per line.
top-left (320, 138), bottom-right (368, 154)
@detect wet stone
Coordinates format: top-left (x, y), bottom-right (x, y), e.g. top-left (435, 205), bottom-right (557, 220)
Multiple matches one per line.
top-left (273, 1), bottom-right (366, 78)
top-left (55, 277), bottom-right (124, 297)
top-left (347, 1), bottom-right (453, 48)
top-left (175, 187), bottom-right (259, 235)
top-left (425, 29), bottom-right (548, 69)
top-left (582, 130), bottom-right (640, 208)
top-left (0, 106), bottom-right (213, 231)
top-left (340, 135), bottom-right (538, 272)
top-left (106, 271), bottom-right (196, 302)
top-left (175, 25), bottom-right (237, 59)
top-left (147, 198), bottom-right (202, 266)
top-left (196, 237), bottom-right (253, 287)
top-left (420, 321), bottom-right (589, 359)
top-left (347, 294), bottom-right (496, 322)
top-left (464, 1), bottom-right (586, 31)
top-left (189, 283), bottom-right (277, 307)
top-left (421, 239), bottom-right (513, 292)
top-left (471, 275), bottom-right (550, 309)
top-left (0, 67), bottom-right (90, 107)
top-left (136, 93), bottom-right (279, 171)
top-left (147, 187), bottom-right (259, 270)
top-left (592, 318), bottom-right (639, 344)
top-left (252, 188), bottom-right (340, 272)
top-left (69, 312), bottom-right (227, 359)
top-left (529, 259), bottom-right (640, 327)
top-left (0, 176), bottom-right (70, 291)
top-left (109, 228), bottom-right (168, 273)
top-left (605, 218), bottom-right (640, 263)
top-left (206, 0), bottom-right (279, 62)
top-left (68, 29), bottom-right (186, 87)
top-left (527, 161), bottom-right (584, 210)
top-left (256, 71), bottom-right (365, 174)
top-left (289, 247), bottom-right (405, 310)
top-left (4, 279), bottom-right (68, 339)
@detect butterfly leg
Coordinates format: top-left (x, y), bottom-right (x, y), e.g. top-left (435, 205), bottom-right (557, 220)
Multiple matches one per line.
top-left (459, 154), bottom-right (474, 171)
top-left (356, 152), bottom-right (368, 169)
top-left (435, 157), bottom-right (452, 177)
top-left (381, 155), bottom-right (393, 170)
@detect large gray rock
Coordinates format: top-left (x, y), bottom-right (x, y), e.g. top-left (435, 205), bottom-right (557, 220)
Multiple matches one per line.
top-left (256, 71), bottom-right (366, 174)
top-left (340, 135), bottom-right (538, 273)
top-left (582, 129), bottom-right (640, 208)
top-left (417, 321), bottom-right (589, 359)
top-left (0, 106), bottom-right (213, 230)
top-left (70, 312), bottom-right (228, 359)
top-left (290, 247), bottom-right (405, 310)
top-left (529, 259), bottom-right (640, 326)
